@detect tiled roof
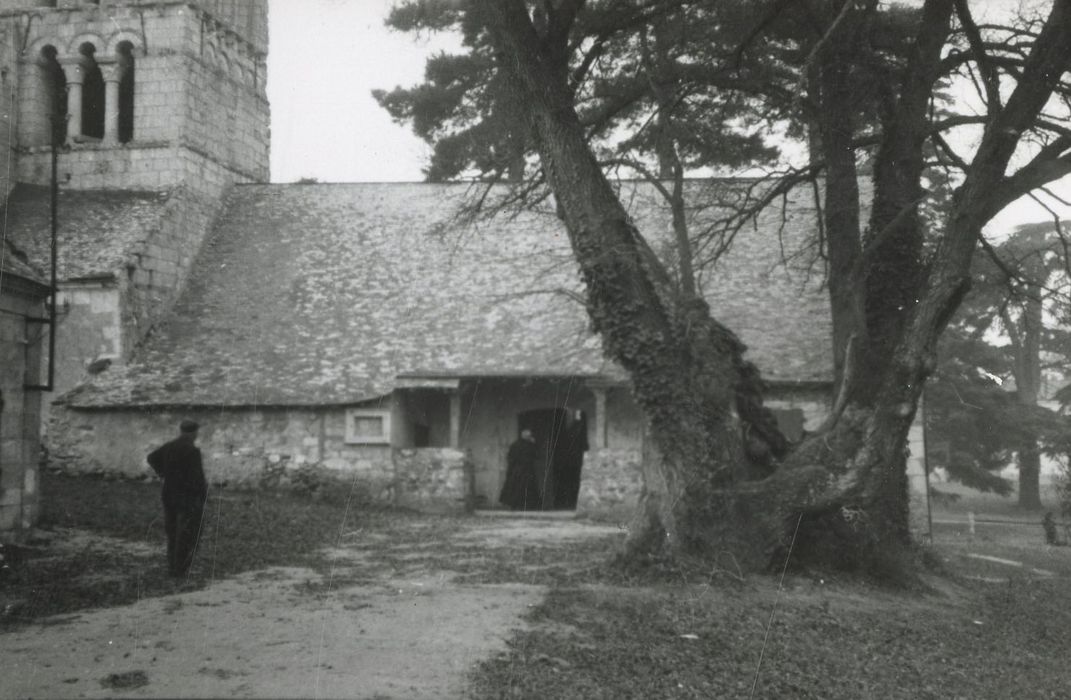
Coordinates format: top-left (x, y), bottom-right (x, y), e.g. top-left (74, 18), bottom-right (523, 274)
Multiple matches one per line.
top-left (1, 237), bottom-right (48, 287)
top-left (3, 184), bottom-right (171, 281)
top-left (64, 181), bottom-right (833, 407)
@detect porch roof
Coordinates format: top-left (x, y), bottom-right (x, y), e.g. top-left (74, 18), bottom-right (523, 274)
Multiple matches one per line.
top-left (3, 184), bottom-right (172, 282)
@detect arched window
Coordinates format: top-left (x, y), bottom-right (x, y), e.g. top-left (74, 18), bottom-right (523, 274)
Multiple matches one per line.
top-left (39, 45), bottom-right (67, 145)
top-left (117, 41), bottom-right (135, 143)
top-left (79, 42), bottom-right (104, 140)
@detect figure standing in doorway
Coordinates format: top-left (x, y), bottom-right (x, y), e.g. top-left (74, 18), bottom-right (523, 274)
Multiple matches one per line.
top-left (499, 428), bottom-right (541, 511)
top-left (147, 419), bottom-right (208, 577)
top-left (553, 410), bottom-right (589, 509)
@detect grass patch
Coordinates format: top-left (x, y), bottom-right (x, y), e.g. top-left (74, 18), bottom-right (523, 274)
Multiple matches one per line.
top-left (10, 474), bottom-right (1071, 699)
top-left (469, 573), bottom-right (1071, 699)
top-left (1, 472), bottom-right (382, 626)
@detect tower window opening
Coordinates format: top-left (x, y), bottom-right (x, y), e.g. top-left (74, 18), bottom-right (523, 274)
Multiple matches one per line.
top-left (79, 42), bottom-right (104, 141)
top-left (39, 45), bottom-right (67, 145)
top-left (117, 41), bottom-right (135, 143)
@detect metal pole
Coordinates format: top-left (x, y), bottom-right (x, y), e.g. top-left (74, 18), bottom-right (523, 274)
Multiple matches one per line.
top-left (46, 123), bottom-right (58, 390)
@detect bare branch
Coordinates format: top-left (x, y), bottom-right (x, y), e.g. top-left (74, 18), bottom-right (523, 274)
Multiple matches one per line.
top-left (953, 0), bottom-right (1003, 112)
top-left (1025, 192), bottom-right (1071, 281)
top-left (931, 132), bottom-right (971, 172)
top-left (988, 149), bottom-right (1071, 220)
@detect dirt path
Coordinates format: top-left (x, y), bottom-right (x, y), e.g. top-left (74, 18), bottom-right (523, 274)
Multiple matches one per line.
top-left (1, 516), bottom-right (621, 699)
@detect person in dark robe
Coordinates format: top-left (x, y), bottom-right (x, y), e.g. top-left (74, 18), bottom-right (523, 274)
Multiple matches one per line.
top-left (553, 411), bottom-right (589, 509)
top-left (498, 428), bottom-right (541, 511)
top-left (147, 419), bottom-right (208, 577)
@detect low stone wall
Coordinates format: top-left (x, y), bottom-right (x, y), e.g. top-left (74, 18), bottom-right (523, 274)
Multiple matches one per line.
top-left (393, 448), bottom-right (473, 514)
top-left (48, 406), bottom-right (478, 512)
top-left (576, 448), bottom-right (643, 519)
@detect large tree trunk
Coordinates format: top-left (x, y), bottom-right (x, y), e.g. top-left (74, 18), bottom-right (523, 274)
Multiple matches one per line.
top-left (481, 1), bottom-right (783, 563)
top-left (808, 4), bottom-right (866, 394)
top-left (1018, 447), bottom-right (1043, 510)
top-left (1014, 258), bottom-right (1045, 509)
top-left (478, 0), bottom-right (1071, 574)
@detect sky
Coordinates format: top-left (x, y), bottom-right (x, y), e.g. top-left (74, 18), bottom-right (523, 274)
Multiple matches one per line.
top-left (265, 1), bottom-right (1069, 232)
top-left (267, 0), bottom-right (459, 184)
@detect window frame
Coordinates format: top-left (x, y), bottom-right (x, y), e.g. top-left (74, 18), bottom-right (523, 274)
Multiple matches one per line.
top-left (344, 408), bottom-right (392, 445)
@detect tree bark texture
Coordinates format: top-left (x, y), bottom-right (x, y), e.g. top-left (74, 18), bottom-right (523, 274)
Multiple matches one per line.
top-left (807, 1), bottom-right (867, 396)
top-left (1013, 258), bottom-right (1045, 509)
top-left (860, 0), bottom-right (954, 405)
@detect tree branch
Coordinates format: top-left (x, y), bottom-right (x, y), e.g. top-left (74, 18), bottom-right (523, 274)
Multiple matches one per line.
top-left (988, 150), bottom-right (1071, 221)
top-left (953, 0), bottom-right (1003, 112)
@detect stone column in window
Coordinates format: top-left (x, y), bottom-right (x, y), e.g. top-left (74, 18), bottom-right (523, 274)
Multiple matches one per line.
top-left (61, 59), bottom-right (84, 144)
top-left (100, 61), bottom-right (123, 144)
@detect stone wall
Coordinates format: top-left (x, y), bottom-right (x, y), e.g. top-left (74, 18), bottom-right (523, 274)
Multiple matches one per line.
top-left (49, 404), bottom-right (477, 512)
top-left (179, 50), bottom-right (269, 182)
top-left (0, 18), bottom-right (18, 200)
top-left (0, 281), bottom-right (46, 538)
top-left (188, 0), bottom-right (269, 52)
top-left (0, 1), bottom-right (269, 53)
top-left (44, 283), bottom-right (120, 427)
top-left (393, 448), bottom-right (473, 513)
top-left (575, 448), bottom-right (643, 520)
top-left (47, 387), bottom-right (933, 524)
top-left (49, 406), bottom-right (394, 497)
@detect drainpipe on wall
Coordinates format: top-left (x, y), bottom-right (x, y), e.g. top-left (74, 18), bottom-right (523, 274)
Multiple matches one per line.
top-left (24, 126), bottom-right (59, 392)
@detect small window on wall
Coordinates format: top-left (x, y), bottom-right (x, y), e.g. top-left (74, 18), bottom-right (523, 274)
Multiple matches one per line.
top-left (345, 408), bottom-right (391, 444)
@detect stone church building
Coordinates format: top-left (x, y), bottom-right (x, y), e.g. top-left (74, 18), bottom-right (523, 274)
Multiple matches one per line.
top-left (0, 1), bottom-right (929, 538)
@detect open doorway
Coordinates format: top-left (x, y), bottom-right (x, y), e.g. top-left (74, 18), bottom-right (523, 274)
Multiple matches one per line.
top-left (517, 407), bottom-right (589, 510)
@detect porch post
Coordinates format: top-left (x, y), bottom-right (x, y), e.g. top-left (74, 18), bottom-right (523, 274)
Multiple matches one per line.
top-left (448, 390), bottom-right (461, 448)
top-left (592, 387), bottom-right (607, 449)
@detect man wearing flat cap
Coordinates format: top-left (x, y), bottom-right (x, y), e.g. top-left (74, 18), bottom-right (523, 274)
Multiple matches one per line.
top-left (147, 419), bottom-right (208, 577)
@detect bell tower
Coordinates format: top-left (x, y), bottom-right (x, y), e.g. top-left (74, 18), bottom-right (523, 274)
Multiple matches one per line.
top-left (0, 1), bottom-right (271, 434)
top-left (0, 0), bottom-right (269, 194)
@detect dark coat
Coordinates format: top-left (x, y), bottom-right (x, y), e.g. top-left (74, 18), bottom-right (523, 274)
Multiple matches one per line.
top-left (147, 435), bottom-right (207, 507)
top-left (499, 437), bottom-right (542, 510)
